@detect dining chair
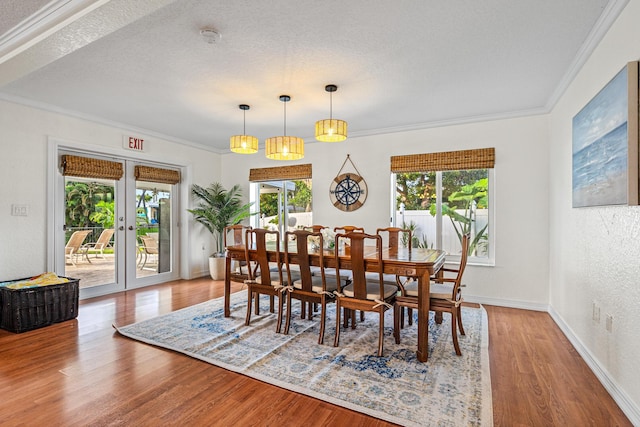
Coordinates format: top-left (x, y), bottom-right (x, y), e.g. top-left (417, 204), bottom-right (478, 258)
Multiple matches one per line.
top-left (393, 233), bottom-right (470, 355)
top-left (284, 229), bottom-right (337, 344)
top-left (64, 230), bottom-right (92, 266)
top-left (376, 226), bottom-right (414, 326)
top-left (333, 231), bottom-right (397, 357)
top-left (82, 228), bottom-right (115, 262)
top-left (244, 228), bottom-right (298, 332)
top-left (224, 224), bottom-right (252, 281)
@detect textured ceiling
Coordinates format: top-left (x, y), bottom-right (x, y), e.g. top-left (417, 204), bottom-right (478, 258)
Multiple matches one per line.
top-left (0, 0), bottom-right (624, 153)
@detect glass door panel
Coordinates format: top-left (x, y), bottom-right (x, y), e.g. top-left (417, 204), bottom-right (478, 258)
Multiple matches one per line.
top-left (63, 176), bottom-right (120, 290)
top-left (253, 179), bottom-right (313, 239)
top-left (135, 182), bottom-right (172, 278)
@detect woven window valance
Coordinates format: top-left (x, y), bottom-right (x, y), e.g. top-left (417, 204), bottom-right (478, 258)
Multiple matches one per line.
top-left (249, 164), bottom-right (312, 182)
top-left (134, 165), bottom-right (181, 184)
top-left (390, 148), bottom-right (495, 173)
top-left (61, 155), bottom-right (124, 180)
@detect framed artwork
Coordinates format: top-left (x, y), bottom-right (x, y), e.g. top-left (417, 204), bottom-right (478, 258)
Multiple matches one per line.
top-left (572, 61), bottom-right (639, 207)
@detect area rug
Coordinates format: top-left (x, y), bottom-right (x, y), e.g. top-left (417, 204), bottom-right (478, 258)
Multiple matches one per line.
top-left (115, 292), bottom-right (492, 426)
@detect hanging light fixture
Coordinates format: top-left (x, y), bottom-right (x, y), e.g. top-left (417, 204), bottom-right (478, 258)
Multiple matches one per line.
top-left (230, 104), bottom-right (258, 154)
top-left (265, 95), bottom-right (304, 160)
top-left (315, 84), bottom-right (347, 142)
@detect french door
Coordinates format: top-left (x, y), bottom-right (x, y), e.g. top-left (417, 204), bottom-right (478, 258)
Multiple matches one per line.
top-left (57, 152), bottom-right (179, 298)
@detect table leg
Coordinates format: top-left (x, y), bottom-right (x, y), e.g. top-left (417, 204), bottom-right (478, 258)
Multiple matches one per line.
top-left (417, 271), bottom-right (430, 362)
top-left (224, 253), bottom-right (231, 317)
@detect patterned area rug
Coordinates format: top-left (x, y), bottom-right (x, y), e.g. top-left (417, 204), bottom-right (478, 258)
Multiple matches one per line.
top-left (115, 292), bottom-right (492, 426)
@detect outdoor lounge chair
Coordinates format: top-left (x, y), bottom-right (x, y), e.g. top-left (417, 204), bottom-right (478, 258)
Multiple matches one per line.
top-left (65, 230), bottom-right (92, 266)
top-left (82, 229), bottom-right (115, 262)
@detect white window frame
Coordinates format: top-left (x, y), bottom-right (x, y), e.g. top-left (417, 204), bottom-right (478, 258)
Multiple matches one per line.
top-left (391, 169), bottom-right (495, 266)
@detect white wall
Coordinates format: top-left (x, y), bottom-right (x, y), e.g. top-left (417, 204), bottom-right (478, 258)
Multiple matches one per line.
top-left (0, 99), bottom-right (221, 281)
top-left (548, 0), bottom-right (640, 419)
top-left (222, 115), bottom-right (551, 309)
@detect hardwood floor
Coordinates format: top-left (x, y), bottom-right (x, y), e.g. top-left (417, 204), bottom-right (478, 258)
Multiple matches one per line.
top-left (0, 278), bottom-right (631, 426)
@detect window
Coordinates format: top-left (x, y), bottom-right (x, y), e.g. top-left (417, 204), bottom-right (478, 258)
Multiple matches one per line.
top-left (249, 164), bottom-right (313, 240)
top-left (391, 148), bottom-right (495, 265)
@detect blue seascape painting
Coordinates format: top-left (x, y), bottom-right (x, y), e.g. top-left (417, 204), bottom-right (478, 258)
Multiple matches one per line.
top-left (572, 66), bottom-right (629, 207)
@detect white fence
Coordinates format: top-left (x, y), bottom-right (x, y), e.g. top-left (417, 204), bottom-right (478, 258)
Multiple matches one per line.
top-left (398, 209), bottom-right (488, 255)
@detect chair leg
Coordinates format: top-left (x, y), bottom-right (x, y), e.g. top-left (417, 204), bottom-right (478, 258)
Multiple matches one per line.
top-left (269, 295), bottom-right (275, 313)
top-left (276, 293), bottom-right (284, 333)
top-left (334, 301), bottom-right (342, 348)
top-left (377, 310), bottom-right (384, 357)
top-left (351, 309), bottom-right (357, 329)
top-left (393, 304), bottom-right (401, 344)
top-left (245, 287), bottom-right (253, 326)
top-left (451, 311), bottom-right (461, 356)
top-left (360, 311), bottom-right (365, 322)
top-left (255, 292), bottom-right (260, 315)
top-left (457, 305), bottom-right (466, 336)
top-left (435, 311), bottom-right (443, 324)
top-left (318, 298), bottom-right (326, 345)
top-left (408, 308), bottom-right (413, 326)
top-left (301, 301), bottom-right (307, 319)
top-left (284, 292), bottom-right (292, 335)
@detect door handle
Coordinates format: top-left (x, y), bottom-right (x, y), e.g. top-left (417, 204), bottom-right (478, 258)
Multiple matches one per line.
top-left (118, 226), bottom-right (124, 231)
top-left (128, 226), bottom-right (134, 230)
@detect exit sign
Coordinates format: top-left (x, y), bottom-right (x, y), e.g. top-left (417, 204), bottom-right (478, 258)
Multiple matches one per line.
top-left (123, 135), bottom-right (146, 152)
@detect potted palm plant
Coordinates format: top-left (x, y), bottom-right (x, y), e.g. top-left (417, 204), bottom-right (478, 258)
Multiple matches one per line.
top-left (187, 183), bottom-right (254, 280)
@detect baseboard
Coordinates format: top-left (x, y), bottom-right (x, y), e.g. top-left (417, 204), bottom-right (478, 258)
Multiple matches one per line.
top-left (548, 306), bottom-right (640, 425)
top-left (464, 295), bottom-right (549, 312)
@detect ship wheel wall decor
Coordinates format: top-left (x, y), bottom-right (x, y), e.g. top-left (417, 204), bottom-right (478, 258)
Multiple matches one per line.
top-left (329, 155), bottom-right (367, 212)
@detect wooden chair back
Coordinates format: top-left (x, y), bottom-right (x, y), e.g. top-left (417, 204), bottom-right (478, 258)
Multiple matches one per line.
top-left (245, 228), bottom-right (282, 286)
top-left (303, 225), bottom-right (327, 233)
top-left (335, 231), bottom-right (383, 299)
top-left (376, 227), bottom-right (412, 255)
top-left (285, 229), bottom-right (325, 293)
top-left (333, 225), bottom-right (364, 234)
top-left (434, 233), bottom-right (470, 294)
top-left (224, 224), bottom-right (252, 247)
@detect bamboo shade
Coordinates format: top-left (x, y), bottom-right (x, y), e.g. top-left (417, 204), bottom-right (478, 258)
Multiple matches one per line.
top-left (135, 165), bottom-right (181, 184)
top-left (61, 155), bottom-right (124, 180)
top-left (249, 163), bottom-right (312, 182)
top-left (390, 148), bottom-right (495, 172)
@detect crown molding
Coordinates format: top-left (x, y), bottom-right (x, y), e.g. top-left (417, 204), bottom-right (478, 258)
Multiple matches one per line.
top-left (0, 92), bottom-right (224, 154)
top-left (545, 0), bottom-right (630, 110)
top-left (0, 0), bottom-right (109, 64)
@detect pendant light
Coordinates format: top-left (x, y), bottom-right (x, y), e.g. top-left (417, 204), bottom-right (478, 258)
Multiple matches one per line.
top-left (265, 95), bottom-right (304, 160)
top-left (315, 84), bottom-right (347, 142)
top-left (230, 104), bottom-right (258, 154)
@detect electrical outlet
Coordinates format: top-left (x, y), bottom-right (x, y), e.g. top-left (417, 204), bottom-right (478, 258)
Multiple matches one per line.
top-left (592, 302), bottom-right (600, 322)
top-left (606, 314), bottom-right (613, 332)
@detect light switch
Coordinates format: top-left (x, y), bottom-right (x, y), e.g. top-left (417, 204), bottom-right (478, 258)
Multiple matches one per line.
top-left (11, 204), bottom-right (28, 216)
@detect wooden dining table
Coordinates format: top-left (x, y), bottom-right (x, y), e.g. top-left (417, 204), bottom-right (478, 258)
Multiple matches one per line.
top-left (224, 243), bottom-right (446, 362)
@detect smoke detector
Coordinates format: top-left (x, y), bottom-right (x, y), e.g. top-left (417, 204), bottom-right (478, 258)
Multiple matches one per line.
top-left (200, 28), bottom-right (221, 44)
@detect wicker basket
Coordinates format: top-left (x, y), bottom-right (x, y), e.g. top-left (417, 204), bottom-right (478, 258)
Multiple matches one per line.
top-left (0, 277), bottom-right (79, 333)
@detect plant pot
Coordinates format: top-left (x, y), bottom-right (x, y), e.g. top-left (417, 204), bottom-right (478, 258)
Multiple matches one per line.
top-left (209, 256), bottom-right (226, 280)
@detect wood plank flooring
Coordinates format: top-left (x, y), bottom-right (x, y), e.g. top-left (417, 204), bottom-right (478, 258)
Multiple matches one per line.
top-left (0, 278), bottom-right (631, 426)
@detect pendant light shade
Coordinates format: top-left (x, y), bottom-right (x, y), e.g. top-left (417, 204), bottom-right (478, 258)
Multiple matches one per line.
top-left (230, 104), bottom-right (258, 154)
top-left (265, 95), bottom-right (304, 160)
top-left (315, 84), bottom-right (347, 142)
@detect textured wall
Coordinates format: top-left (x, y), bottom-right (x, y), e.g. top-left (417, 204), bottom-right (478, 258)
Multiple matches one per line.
top-left (548, 0), bottom-right (640, 413)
